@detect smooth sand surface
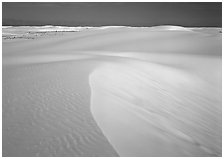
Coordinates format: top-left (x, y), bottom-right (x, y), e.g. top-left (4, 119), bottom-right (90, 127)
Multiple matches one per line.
top-left (2, 26), bottom-right (221, 156)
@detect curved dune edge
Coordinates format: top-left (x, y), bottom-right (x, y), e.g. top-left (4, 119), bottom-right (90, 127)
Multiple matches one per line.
top-left (3, 26), bottom-right (221, 156)
top-left (2, 58), bottom-right (119, 157)
top-left (89, 58), bottom-right (221, 157)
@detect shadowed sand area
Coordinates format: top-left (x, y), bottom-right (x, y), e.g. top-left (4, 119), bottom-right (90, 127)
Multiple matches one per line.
top-left (2, 26), bottom-right (222, 156)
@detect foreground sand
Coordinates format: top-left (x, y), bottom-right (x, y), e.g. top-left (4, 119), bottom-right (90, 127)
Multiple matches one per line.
top-left (2, 26), bottom-right (222, 156)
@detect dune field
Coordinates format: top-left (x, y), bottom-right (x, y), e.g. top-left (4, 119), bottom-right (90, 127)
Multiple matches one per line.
top-left (2, 26), bottom-right (222, 156)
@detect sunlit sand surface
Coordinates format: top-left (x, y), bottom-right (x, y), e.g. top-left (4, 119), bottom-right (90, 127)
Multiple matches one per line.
top-left (2, 26), bottom-right (221, 156)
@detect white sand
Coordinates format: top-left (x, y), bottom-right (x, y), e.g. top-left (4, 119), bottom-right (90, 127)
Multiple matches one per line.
top-left (3, 29), bottom-right (118, 157)
top-left (2, 26), bottom-right (221, 156)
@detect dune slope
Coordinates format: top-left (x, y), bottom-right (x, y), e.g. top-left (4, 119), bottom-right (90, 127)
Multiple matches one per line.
top-left (2, 26), bottom-right (222, 156)
top-left (90, 57), bottom-right (221, 156)
top-left (2, 35), bottom-right (119, 156)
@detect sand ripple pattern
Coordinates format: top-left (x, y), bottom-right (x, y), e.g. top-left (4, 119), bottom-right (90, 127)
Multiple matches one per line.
top-left (3, 60), bottom-right (118, 157)
top-left (3, 26), bottom-right (221, 157)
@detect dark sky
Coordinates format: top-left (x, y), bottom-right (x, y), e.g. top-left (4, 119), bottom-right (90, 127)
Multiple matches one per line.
top-left (2, 2), bottom-right (222, 27)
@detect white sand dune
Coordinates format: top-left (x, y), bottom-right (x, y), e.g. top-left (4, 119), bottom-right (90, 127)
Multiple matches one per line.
top-left (90, 58), bottom-right (221, 157)
top-left (149, 25), bottom-right (192, 31)
top-left (2, 26), bottom-right (221, 156)
top-left (3, 31), bottom-right (119, 157)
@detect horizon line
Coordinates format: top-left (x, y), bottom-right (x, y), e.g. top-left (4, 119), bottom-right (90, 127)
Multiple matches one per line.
top-left (2, 25), bottom-right (222, 28)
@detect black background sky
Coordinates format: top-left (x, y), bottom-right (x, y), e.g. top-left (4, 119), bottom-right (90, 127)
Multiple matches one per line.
top-left (2, 2), bottom-right (222, 27)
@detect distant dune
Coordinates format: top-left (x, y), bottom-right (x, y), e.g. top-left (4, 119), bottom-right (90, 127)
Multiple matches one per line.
top-left (2, 26), bottom-right (222, 156)
top-left (149, 25), bottom-right (192, 31)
